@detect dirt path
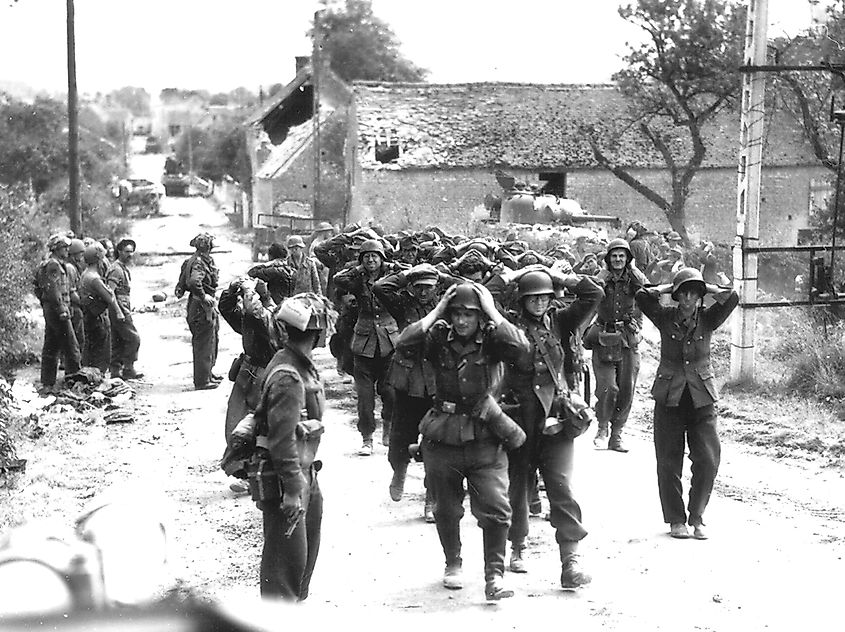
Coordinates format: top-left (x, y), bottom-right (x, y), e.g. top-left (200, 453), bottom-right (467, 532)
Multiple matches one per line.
top-left (5, 153), bottom-right (845, 629)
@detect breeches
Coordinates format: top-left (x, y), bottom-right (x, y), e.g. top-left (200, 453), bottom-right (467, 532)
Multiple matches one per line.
top-left (592, 347), bottom-right (640, 428)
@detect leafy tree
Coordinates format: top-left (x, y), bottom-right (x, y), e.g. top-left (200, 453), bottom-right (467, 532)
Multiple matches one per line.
top-left (0, 186), bottom-right (35, 373)
top-left (107, 86), bottom-right (151, 117)
top-left (174, 120), bottom-right (252, 193)
top-left (582, 0), bottom-right (745, 243)
top-left (228, 87), bottom-right (256, 107)
top-left (311, 0), bottom-right (427, 82)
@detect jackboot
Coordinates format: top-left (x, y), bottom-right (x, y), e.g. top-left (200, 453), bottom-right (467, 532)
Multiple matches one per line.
top-left (559, 541), bottom-right (592, 589)
top-left (608, 426), bottom-right (629, 453)
top-left (389, 461), bottom-right (408, 502)
top-left (508, 542), bottom-right (527, 573)
top-left (482, 525), bottom-right (509, 584)
top-left (593, 421), bottom-right (609, 449)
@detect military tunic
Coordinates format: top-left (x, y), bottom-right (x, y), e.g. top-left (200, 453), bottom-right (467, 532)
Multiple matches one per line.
top-left (37, 256), bottom-right (81, 386)
top-left (106, 260), bottom-right (141, 377)
top-left (183, 252), bottom-right (220, 387)
top-left (636, 287), bottom-right (739, 527)
top-left (79, 267), bottom-right (116, 372)
top-left (253, 345), bottom-right (324, 601)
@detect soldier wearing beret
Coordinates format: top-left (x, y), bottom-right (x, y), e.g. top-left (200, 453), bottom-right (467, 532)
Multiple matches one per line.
top-left (34, 234), bottom-right (81, 391)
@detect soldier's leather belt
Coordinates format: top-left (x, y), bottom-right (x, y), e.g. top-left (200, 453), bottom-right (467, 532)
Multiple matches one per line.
top-left (434, 399), bottom-right (472, 415)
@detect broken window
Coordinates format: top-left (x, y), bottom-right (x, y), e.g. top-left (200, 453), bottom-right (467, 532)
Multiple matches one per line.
top-left (539, 172), bottom-right (567, 197)
top-left (375, 128), bottom-right (401, 163)
top-left (169, 124), bottom-right (182, 137)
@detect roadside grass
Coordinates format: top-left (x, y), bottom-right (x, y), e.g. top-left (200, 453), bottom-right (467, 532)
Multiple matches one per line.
top-left (718, 308), bottom-right (845, 464)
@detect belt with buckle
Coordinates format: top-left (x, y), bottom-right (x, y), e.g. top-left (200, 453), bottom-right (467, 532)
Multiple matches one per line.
top-left (435, 399), bottom-right (471, 415)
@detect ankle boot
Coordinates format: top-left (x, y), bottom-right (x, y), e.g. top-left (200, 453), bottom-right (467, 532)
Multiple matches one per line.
top-left (608, 427), bottom-right (629, 453)
top-left (593, 422), bottom-right (609, 448)
top-left (484, 575), bottom-right (514, 600)
top-left (508, 543), bottom-right (527, 573)
top-left (389, 461), bottom-right (408, 502)
top-left (559, 541), bottom-right (592, 589)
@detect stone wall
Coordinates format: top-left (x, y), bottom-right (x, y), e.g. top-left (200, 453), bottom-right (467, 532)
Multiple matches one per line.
top-left (349, 165), bottom-right (827, 245)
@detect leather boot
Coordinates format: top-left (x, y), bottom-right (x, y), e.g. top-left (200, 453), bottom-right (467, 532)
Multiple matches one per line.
top-left (381, 418), bottom-right (391, 446)
top-left (389, 461), bottom-right (408, 502)
top-left (424, 487), bottom-right (436, 523)
top-left (508, 542), bottom-right (527, 573)
top-left (608, 427), bottom-right (629, 453)
top-left (559, 541), bottom-right (592, 589)
top-left (593, 421), bottom-right (609, 449)
top-left (482, 526), bottom-right (509, 586)
top-left (484, 575), bottom-right (514, 601)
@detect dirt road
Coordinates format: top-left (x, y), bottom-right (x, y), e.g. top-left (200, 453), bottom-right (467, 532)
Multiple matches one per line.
top-left (6, 151), bottom-right (845, 630)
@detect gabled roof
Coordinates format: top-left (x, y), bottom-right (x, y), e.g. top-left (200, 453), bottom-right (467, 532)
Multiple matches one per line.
top-left (256, 108), bottom-right (333, 180)
top-left (245, 65), bottom-right (312, 127)
top-left (353, 82), bottom-right (819, 170)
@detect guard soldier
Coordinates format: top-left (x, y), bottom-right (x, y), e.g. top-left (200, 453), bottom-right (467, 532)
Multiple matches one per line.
top-left (333, 238), bottom-right (401, 455)
top-left (243, 293), bottom-right (335, 601)
top-left (35, 234), bottom-right (81, 391)
top-left (395, 283), bottom-right (529, 601)
top-left (79, 243), bottom-right (123, 373)
top-left (487, 266), bottom-right (603, 588)
top-left (584, 238), bottom-right (648, 452)
top-left (106, 238), bottom-right (143, 380)
top-left (177, 233), bottom-right (221, 390)
top-left (636, 268), bottom-right (738, 540)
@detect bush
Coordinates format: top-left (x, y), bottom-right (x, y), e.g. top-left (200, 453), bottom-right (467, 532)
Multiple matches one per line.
top-left (783, 319), bottom-right (845, 398)
top-left (0, 187), bottom-right (38, 375)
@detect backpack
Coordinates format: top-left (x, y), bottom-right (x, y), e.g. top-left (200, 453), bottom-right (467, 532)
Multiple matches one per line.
top-left (174, 257), bottom-right (191, 298)
top-left (32, 260), bottom-right (50, 302)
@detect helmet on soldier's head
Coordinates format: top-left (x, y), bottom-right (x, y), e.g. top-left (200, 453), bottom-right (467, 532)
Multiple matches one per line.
top-left (189, 233), bottom-right (214, 251)
top-left (358, 239), bottom-right (386, 262)
top-left (275, 292), bottom-right (336, 331)
top-left (449, 284), bottom-right (481, 311)
top-left (68, 239), bottom-right (85, 256)
top-left (286, 235), bottom-right (305, 249)
top-left (83, 243), bottom-right (105, 264)
top-left (47, 234), bottom-right (72, 252)
top-left (518, 270), bottom-right (554, 298)
top-left (671, 267), bottom-right (706, 299)
top-left (604, 238), bottom-right (632, 266)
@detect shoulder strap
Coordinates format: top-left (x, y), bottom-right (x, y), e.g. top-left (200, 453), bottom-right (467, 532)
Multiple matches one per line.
top-left (524, 321), bottom-right (564, 394)
top-left (254, 362), bottom-right (299, 436)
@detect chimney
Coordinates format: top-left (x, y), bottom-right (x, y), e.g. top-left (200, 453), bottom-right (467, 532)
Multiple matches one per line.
top-left (295, 56), bottom-right (311, 74)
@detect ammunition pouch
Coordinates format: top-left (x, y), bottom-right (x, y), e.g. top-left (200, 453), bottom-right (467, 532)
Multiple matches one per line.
top-left (229, 353), bottom-right (244, 382)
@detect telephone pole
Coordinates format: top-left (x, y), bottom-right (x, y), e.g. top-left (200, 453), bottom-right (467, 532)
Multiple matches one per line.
top-left (66, 0), bottom-right (81, 236)
top-left (731, 0), bottom-right (769, 382)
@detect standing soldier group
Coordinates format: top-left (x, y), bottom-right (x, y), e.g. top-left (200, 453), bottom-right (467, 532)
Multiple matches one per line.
top-left (35, 232), bottom-right (143, 393)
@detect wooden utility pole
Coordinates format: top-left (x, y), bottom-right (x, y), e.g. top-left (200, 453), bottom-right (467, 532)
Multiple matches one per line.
top-left (66, 0), bottom-right (81, 236)
top-left (731, 0), bottom-right (769, 382)
top-left (312, 10), bottom-right (323, 221)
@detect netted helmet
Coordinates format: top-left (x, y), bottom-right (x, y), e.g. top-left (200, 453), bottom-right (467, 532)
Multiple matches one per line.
top-left (189, 232), bottom-right (214, 250)
top-left (518, 270), bottom-right (554, 298)
top-left (275, 292), bottom-right (337, 332)
top-left (47, 233), bottom-right (72, 252)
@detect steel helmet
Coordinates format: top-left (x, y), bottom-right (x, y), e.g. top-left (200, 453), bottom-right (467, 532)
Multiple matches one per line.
top-left (83, 243), bottom-right (105, 264)
top-left (449, 284), bottom-right (481, 311)
top-left (518, 270), bottom-right (554, 298)
top-left (286, 235), bottom-right (305, 249)
top-left (68, 239), bottom-right (85, 256)
top-left (275, 292), bottom-right (336, 331)
top-left (358, 239), bottom-right (386, 262)
top-left (604, 238), bottom-right (632, 266)
top-left (671, 267), bottom-right (706, 299)
top-left (47, 233), bottom-right (72, 252)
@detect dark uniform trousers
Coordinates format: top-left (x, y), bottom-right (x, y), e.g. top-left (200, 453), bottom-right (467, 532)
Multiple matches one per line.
top-left (70, 305), bottom-right (85, 362)
top-left (41, 309), bottom-right (81, 387)
top-left (224, 357), bottom-right (265, 440)
top-left (82, 311), bottom-right (111, 373)
top-left (110, 309), bottom-right (140, 375)
top-left (187, 298), bottom-right (219, 387)
top-left (259, 467), bottom-right (323, 601)
top-left (653, 387), bottom-right (720, 527)
top-left (509, 393), bottom-right (587, 546)
top-left (592, 345), bottom-right (640, 431)
top-left (388, 392), bottom-right (431, 467)
top-left (353, 351), bottom-right (394, 439)
top-left (423, 438), bottom-right (511, 581)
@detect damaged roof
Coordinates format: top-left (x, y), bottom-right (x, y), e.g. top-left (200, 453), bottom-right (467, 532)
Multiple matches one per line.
top-left (256, 109), bottom-right (334, 180)
top-left (353, 82), bottom-right (818, 170)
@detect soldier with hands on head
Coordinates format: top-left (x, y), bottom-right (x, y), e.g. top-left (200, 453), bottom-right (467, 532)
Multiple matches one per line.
top-left (636, 268), bottom-right (738, 540)
top-left (584, 238), bottom-right (648, 452)
top-left (486, 264), bottom-right (603, 588)
top-left (333, 238), bottom-right (401, 455)
top-left (395, 282), bottom-right (529, 601)
top-left (106, 238), bottom-right (143, 380)
top-left (34, 234), bottom-right (81, 392)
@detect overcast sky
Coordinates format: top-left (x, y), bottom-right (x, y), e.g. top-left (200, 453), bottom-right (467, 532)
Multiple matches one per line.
top-left (0, 0), bottom-right (828, 96)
